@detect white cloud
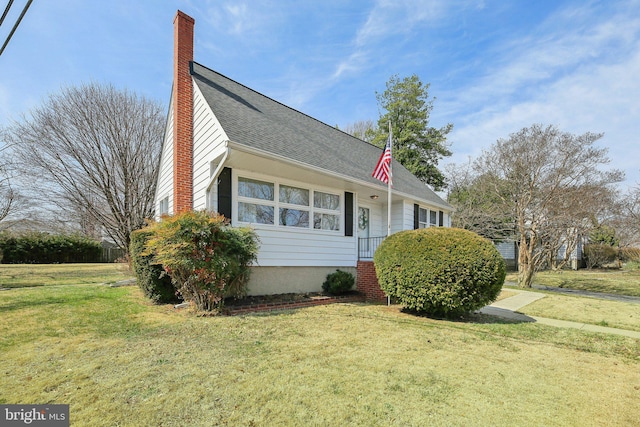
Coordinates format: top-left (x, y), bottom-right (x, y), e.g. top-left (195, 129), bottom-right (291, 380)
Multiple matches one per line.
top-left (441, 2), bottom-right (640, 187)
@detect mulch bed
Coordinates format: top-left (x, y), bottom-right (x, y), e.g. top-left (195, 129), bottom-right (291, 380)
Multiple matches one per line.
top-left (222, 291), bottom-right (365, 315)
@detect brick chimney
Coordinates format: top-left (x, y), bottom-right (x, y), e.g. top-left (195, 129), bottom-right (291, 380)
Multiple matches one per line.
top-left (172, 11), bottom-right (195, 213)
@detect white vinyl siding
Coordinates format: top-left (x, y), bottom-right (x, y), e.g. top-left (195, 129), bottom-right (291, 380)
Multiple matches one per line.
top-left (154, 101), bottom-right (174, 218)
top-left (253, 227), bottom-right (356, 267)
top-left (192, 81), bottom-right (229, 211)
top-left (233, 171), bottom-right (353, 267)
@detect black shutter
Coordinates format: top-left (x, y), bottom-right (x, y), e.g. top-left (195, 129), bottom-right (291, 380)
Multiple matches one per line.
top-left (439, 210), bottom-right (444, 227)
top-left (218, 167), bottom-right (232, 220)
top-left (413, 204), bottom-right (420, 229)
top-left (345, 192), bottom-right (354, 237)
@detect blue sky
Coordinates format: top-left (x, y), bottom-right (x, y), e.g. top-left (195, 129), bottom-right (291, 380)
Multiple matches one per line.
top-left (1, 0), bottom-right (639, 190)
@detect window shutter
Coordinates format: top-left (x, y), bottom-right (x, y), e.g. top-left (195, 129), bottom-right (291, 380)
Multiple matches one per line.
top-left (345, 192), bottom-right (354, 236)
top-left (218, 167), bottom-right (232, 220)
top-left (439, 211), bottom-right (444, 227)
top-left (413, 204), bottom-right (420, 229)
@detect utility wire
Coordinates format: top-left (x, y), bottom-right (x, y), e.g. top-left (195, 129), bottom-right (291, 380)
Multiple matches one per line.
top-left (0, 0), bottom-right (15, 27)
top-left (0, 0), bottom-right (33, 57)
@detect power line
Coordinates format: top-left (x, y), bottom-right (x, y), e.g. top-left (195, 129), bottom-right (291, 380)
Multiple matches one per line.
top-left (0, 0), bottom-right (33, 58)
top-left (0, 0), bottom-right (15, 27)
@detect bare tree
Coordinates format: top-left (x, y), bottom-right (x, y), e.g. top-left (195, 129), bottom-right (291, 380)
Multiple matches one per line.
top-left (615, 183), bottom-right (640, 247)
top-left (457, 124), bottom-right (622, 287)
top-left (446, 161), bottom-right (515, 242)
top-left (2, 83), bottom-right (166, 252)
top-left (0, 142), bottom-right (24, 228)
top-left (340, 119), bottom-right (377, 142)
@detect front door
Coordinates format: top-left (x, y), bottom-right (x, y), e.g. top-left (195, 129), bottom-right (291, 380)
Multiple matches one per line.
top-left (358, 206), bottom-right (370, 256)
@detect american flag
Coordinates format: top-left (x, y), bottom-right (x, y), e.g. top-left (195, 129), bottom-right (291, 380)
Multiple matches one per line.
top-left (372, 134), bottom-right (392, 184)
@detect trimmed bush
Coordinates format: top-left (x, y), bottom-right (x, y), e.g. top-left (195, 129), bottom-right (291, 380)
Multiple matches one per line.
top-left (143, 211), bottom-right (259, 312)
top-left (129, 229), bottom-right (179, 304)
top-left (0, 232), bottom-right (102, 263)
top-left (374, 227), bottom-right (505, 317)
top-left (584, 243), bottom-right (619, 269)
top-left (322, 269), bottom-right (355, 295)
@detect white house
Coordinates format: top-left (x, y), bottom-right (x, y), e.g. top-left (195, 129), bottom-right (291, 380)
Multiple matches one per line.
top-left (155, 11), bottom-right (453, 297)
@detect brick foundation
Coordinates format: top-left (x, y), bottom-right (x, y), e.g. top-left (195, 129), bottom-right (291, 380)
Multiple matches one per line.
top-left (356, 261), bottom-right (387, 302)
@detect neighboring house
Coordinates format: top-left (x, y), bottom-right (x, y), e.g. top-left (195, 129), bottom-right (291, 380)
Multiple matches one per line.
top-left (495, 239), bottom-right (584, 271)
top-left (155, 11), bottom-right (453, 297)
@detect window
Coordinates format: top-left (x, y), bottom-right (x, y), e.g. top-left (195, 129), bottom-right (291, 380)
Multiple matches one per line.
top-left (430, 210), bottom-right (437, 226)
top-left (418, 208), bottom-right (428, 228)
top-left (279, 184), bottom-right (309, 228)
top-left (238, 177), bottom-right (274, 200)
top-left (238, 177), bottom-right (275, 224)
top-left (313, 191), bottom-right (340, 231)
top-left (237, 177), bottom-right (340, 231)
top-left (159, 197), bottom-right (169, 216)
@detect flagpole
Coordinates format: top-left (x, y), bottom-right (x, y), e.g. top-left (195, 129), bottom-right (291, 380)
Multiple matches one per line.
top-left (387, 122), bottom-right (392, 307)
top-left (387, 121), bottom-right (392, 238)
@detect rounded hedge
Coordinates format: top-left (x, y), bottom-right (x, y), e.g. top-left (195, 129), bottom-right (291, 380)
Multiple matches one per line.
top-left (373, 227), bottom-right (505, 317)
top-left (322, 269), bottom-right (355, 295)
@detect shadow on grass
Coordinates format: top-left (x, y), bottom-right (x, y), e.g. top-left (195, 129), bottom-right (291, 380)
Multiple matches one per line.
top-left (399, 307), bottom-right (536, 325)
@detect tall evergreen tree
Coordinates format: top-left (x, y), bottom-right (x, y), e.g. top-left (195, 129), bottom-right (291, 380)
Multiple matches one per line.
top-left (370, 74), bottom-right (452, 191)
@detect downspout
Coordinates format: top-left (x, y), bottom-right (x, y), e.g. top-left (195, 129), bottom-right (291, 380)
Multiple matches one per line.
top-left (205, 141), bottom-right (229, 210)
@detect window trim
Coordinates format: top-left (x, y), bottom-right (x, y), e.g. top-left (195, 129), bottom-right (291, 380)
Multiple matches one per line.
top-left (158, 196), bottom-right (169, 216)
top-left (235, 173), bottom-right (343, 234)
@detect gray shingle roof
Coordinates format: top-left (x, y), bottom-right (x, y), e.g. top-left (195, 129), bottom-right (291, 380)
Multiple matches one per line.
top-left (191, 62), bottom-right (451, 209)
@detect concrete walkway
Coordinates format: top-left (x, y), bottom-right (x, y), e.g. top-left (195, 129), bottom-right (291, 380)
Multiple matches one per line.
top-left (478, 289), bottom-right (640, 339)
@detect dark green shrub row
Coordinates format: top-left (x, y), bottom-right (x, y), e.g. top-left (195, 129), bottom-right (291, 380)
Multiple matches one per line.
top-left (0, 232), bottom-right (102, 264)
top-left (129, 229), bottom-right (179, 304)
top-left (374, 227), bottom-right (505, 317)
top-left (322, 269), bottom-right (354, 295)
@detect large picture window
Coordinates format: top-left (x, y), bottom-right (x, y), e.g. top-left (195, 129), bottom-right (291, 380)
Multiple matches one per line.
top-left (237, 177), bottom-right (340, 232)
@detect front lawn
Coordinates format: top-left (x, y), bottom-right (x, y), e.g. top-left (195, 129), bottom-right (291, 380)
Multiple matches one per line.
top-left (0, 263), bottom-right (133, 288)
top-left (1, 266), bottom-right (639, 426)
top-left (506, 268), bottom-right (640, 297)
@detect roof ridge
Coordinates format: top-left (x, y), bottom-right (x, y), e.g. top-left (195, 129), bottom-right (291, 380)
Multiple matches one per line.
top-left (190, 61), bottom-right (385, 151)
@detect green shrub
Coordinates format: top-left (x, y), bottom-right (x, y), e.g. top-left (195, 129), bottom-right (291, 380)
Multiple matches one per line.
top-left (0, 232), bottom-right (102, 263)
top-left (143, 211), bottom-right (259, 312)
top-left (584, 244), bottom-right (619, 269)
top-left (322, 269), bottom-right (354, 295)
top-left (129, 229), bottom-right (179, 304)
top-left (374, 227), bottom-right (505, 317)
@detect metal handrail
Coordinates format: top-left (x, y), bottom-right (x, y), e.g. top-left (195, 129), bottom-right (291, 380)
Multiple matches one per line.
top-left (358, 236), bottom-right (386, 259)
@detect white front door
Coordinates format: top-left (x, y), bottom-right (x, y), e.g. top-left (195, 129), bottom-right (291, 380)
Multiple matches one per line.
top-left (358, 206), bottom-right (370, 256)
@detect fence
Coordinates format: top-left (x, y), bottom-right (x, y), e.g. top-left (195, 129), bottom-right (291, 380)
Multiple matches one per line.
top-left (101, 247), bottom-right (126, 263)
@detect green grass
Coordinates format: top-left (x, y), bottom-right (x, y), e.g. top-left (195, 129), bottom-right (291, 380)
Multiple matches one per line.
top-left (506, 268), bottom-right (640, 297)
top-left (1, 266), bottom-right (639, 426)
top-left (0, 263), bottom-right (133, 288)
top-left (517, 293), bottom-right (640, 332)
